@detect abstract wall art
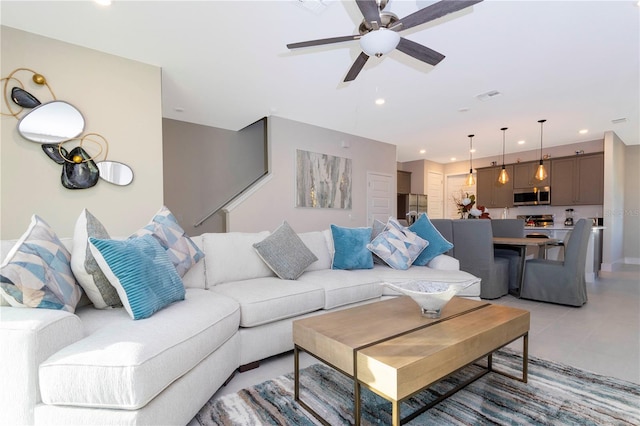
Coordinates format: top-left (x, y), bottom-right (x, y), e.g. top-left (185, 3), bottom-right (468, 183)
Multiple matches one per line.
top-left (296, 150), bottom-right (352, 209)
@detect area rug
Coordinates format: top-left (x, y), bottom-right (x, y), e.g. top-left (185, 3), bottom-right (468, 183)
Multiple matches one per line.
top-left (193, 349), bottom-right (640, 425)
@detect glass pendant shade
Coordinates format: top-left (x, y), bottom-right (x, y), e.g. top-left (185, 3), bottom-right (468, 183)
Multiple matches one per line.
top-left (535, 119), bottom-right (548, 181)
top-left (535, 161), bottom-right (548, 181)
top-left (498, 127), bottom-right (509, 185)
top-left (465, 169), bottom-right (476, 186)
top-left (498, 166), bottom-right (509, 184)
top-left (466, 134), bottom-right (475, 186)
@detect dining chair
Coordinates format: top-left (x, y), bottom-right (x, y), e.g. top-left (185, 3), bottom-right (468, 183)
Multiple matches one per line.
top-left (491, 219), bottom-right (525, 292)
top-left (519, 219), bottom-right (591, 306)
top-left (451, 219), bottom-right (510, 299)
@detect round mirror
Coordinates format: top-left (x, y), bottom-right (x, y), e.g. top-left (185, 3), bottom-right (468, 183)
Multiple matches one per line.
top-left (17, 100), bottom-right (85, 143)
top-left (97, 161), bottom-right (134, 186)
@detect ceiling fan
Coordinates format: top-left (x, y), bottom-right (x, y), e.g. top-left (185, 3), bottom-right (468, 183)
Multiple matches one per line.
top-left (287, 0), bottom-right (483, 82)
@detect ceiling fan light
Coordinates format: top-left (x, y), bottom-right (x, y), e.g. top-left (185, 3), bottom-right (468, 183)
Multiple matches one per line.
top-left (359, 29), bottom-right (400, 57)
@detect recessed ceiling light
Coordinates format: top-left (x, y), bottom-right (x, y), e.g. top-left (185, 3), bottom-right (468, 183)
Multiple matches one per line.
top-left (419, 149), bottom-right (426, 154)
top-left (469, 148), bottom-right (476, 153)
top-left (578, 129), bottom-right (588, 134)
top-left (375, 98), bottom-right (385, 105)
top-left (517, 140), bottom-right (525, 145)
top-left (94, 0), bottom-right (111, 6)
top-left (450, 157), bottom-right (456, 161)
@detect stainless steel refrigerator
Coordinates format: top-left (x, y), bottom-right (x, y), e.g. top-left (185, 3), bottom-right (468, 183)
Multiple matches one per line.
top-left (397, 194), bottom-right (427, 223)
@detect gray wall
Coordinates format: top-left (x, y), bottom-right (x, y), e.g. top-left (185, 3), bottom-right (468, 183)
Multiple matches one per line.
top-left (226, 117), bottom-right (397, 233)
top-left (162, 118), bottom-right (266, 236)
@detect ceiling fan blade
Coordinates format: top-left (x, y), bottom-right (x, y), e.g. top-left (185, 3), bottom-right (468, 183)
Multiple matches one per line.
top-left (287, 35), bottom-right (360, 49)
top-left (396, 38), bottom-right (445, 66)
top-left (356, 0), bottom-right (381, 26)
top-left (344, 52), bottom-right (370, 82)
top-left (392, 0), bottom-right (483, 32)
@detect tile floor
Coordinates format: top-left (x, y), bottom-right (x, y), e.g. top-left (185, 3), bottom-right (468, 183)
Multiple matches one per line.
top-left (210, 263), bottom-right (640, 402)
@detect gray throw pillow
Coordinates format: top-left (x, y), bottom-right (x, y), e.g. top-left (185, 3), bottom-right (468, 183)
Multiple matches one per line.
top-left (253, 221), bottom-right (318, 280)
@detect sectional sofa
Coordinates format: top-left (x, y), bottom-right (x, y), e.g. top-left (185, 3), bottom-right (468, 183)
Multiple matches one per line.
top-left (0, 211), bottom-right (481, 426)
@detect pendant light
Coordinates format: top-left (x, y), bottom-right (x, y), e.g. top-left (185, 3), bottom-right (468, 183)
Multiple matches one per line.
top-left (465, 134), bottom-right (475, 186)
top-left (498, 127), bottom-right (509, 184)
top-left (534, 119), bottom-right (548, 181)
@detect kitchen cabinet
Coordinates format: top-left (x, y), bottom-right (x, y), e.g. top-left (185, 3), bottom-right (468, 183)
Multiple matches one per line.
top-left (476, 166), bottom-right (514, 208)
top-left (397, 170), bottom-right (411, 194)
top-left (513, 160), bottom-right (551, 188)
top-left (551, 153), bottom-right (603, 205)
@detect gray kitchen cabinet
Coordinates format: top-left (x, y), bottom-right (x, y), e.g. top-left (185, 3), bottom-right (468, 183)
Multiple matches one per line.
top-left (397, 170), bottom-right (412, 194)
top-left (551, 153), bottom-right (603, 205)
top-left (476, 166), bottom-right (514, 208)
top-left (513, 160), bottom-right (551, 188)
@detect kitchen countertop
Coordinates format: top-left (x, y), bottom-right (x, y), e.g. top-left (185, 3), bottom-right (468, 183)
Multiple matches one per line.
top-left (524, 226), bottom-right (605, 231)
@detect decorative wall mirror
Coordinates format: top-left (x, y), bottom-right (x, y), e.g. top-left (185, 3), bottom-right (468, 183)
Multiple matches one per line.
top-left (18, 100), bottom-right (85, 143)
top-left (2, 68), bottom-right (134, 189)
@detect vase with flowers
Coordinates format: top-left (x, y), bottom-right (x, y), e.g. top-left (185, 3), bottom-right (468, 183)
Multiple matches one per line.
top-left (453, 191), bottom-right (475, 219)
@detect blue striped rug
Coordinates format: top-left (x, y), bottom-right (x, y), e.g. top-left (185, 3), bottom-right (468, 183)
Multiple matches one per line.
top-left (194, 350), bottom-right (640, 425)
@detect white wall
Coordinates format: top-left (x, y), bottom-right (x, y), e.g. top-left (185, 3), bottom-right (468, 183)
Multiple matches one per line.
top-left (623, 145), bottom-right (640, 263)
top-left (226, 117), bottom-right (397, 233)
top-left (602, 131), bottom-right (626, 269)
top-left (1, 27), bottom-right (163, 239)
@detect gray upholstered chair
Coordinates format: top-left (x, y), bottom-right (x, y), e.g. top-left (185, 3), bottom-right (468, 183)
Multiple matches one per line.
top-left (520, 219), bottom-right (591, 306)
top-left (491, 219), bottom-right (525, 292)
top-left (451, 220), bottom-right (510, 299)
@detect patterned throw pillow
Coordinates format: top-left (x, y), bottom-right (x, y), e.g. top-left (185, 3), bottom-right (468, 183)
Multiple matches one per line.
top-left (71, 209), bottom-right (122, 308)
top-left (0, 215), bottom-right (83, 312)
top-left (131, 206), bottom-right (204, 277)
top-left (367, 218), bottom-right (428, 270)
top-left (409, 213), bottom-right (454, 265)
top-left (330, 225), bottom-right (373, 270)
top-left (89, 235), bottom-right (185, 320)
top-left (253, 221), bottom-right (318, 280)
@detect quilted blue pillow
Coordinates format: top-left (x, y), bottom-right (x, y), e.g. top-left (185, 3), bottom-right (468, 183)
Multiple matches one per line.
top-left (89, 235), bottom-right (185, 320)
top-left (409, 213), bottom-right (454, 265)
top-left (131, 206), bottom-right (204, 278)
top-left (330, 225), bottom-right (373, 270)
top-left (0, 215), bottom-right (83, 312)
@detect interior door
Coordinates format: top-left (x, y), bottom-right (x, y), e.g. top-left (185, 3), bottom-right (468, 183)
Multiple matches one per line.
top-left (445, 173), bottom-right (476, 219)
top-left (427, 171), bottom-right (444, 218)
top-left (367, 172), bottom-right (393, 225)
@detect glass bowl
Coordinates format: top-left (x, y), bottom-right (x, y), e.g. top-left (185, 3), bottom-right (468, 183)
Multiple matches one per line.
top-left (384, 280), bottom-right (477, 318)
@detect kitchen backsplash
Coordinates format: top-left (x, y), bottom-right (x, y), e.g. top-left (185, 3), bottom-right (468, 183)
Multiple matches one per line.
top-left (495, 205), bottom-right (604, 226)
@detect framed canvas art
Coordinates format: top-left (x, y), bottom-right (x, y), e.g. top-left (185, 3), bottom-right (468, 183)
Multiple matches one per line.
top-left (296, 150), bottom-right (352, 209)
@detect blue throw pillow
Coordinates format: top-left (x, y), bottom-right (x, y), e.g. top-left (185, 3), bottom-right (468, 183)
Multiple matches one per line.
top-left (409, 213), bottom-right (454, 266)
top-left (330, 225), bottom-right (373, 270)
top-left (89, 235), bottom-right (185, 320)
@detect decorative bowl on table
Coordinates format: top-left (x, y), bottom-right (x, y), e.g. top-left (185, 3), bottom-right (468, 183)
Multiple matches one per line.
top-left (384, 280), bottom-right (477, 318)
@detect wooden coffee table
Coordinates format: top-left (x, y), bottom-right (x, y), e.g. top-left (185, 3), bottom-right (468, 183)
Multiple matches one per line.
top-left (293, 296), bottom-right (530, 426)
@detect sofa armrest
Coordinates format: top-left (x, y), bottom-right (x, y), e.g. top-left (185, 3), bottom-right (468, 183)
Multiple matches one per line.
top-left (0, 307), bottom-right (83, 426)
top-left (426, 254), bottom-right (460, 271)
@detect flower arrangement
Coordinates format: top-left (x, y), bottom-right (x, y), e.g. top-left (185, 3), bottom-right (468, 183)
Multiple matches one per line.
top-left (453, 191), bottom-right (475, 219)
top-left (453, 191), bottom-right (490, 219)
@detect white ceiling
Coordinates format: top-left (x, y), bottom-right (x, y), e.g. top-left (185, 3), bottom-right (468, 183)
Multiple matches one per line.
top-left (2, 0), bottom-right (638, 163)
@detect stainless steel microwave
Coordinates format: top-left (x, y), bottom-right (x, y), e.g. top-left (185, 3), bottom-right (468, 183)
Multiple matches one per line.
top-left (513, 187), bottom-right (550, 206)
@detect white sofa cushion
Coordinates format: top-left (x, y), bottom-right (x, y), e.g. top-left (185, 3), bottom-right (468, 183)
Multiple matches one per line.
top-left (211, 277), bottom-right (324, 327)
top-left (203, 231), bottom-right (273, 287)
top-left (38, 289), bottom-right (240, 410)
top-left (298, 231), bottom-right (332, 271)
top-left (296, 269), bottom-right (384, 309)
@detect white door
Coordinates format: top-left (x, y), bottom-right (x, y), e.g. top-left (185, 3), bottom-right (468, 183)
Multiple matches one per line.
top-left (427, 171), bottom-right (444, 219)
top-left (367, 172), bottom-right (393, 225)
top-left (445, 173), bottom-right (476, 219)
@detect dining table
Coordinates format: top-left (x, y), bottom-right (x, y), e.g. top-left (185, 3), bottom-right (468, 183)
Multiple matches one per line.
top-left (492, 237), bottom-right (559, 297)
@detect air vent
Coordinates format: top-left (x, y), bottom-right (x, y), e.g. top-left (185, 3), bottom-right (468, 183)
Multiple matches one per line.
top-left (297, 0), bottom-right (335, 14)
top-left (476, 90), bottom-right (502, 101)
top-left (611, 117), bottom-right (628, 124)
